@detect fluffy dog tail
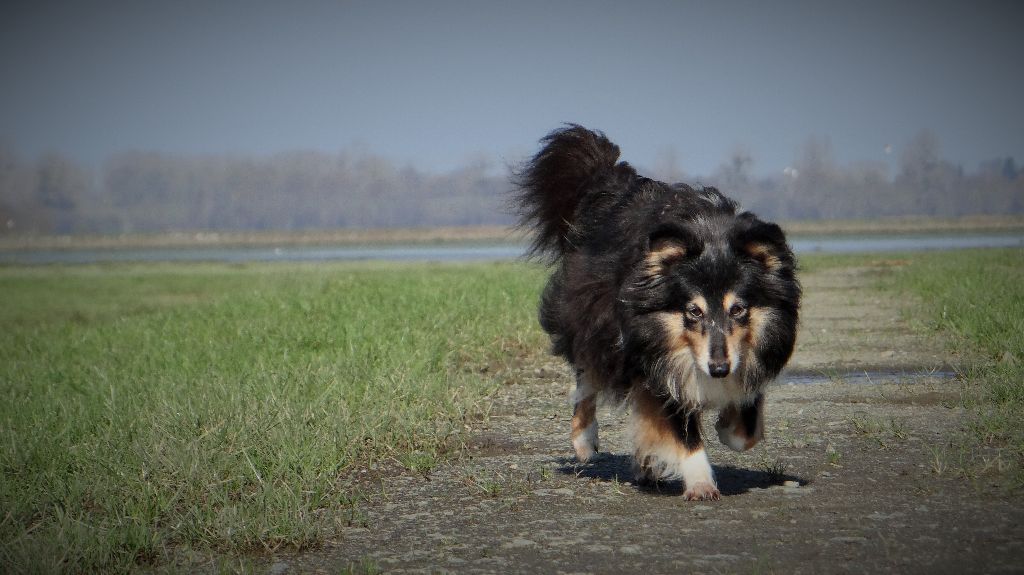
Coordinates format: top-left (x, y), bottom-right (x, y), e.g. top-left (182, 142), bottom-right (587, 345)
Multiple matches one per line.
top-left (513, 124), bottom-right (622, 258)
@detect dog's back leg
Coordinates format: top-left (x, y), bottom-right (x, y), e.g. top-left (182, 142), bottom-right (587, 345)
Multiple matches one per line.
top-left (715, 392), bottom-right (765, 452)
top-left (571, 368), bottom-right (599, 462)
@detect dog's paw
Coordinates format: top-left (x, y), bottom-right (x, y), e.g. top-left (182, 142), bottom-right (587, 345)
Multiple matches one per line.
top-left (683, 481), bottom-right (721, 501)
top-left (633, 454), bottom-right (670, 485)
top-left (633, 469), bottom-right (657, 487)
top-left (716, 423), bottom-right (757, 452)
top-left (573, 434), bottom-right (599, 463)
top-left (574, 443), bottom-right (598, 463)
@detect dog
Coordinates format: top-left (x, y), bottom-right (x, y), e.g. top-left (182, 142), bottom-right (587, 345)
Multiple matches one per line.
top-left (513, 125), bottom-right (801, 500)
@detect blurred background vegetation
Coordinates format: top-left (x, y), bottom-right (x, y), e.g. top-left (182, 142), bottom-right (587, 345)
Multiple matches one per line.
top-left (2, 129), bottom-right (1021, 237)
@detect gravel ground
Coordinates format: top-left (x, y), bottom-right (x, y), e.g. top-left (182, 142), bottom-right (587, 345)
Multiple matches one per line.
top-left (270, 264), bottom-right (1023, 574)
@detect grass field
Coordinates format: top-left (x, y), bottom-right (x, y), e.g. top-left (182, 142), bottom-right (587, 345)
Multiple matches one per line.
top-left (887, 248), bottom-right (1024, 482)
top-left (802, 249), bottom-right (1024, 478)
top-left (1, 249), bottom-right (1021, 572)
top-left (0, 262), bottom-right (547, 572)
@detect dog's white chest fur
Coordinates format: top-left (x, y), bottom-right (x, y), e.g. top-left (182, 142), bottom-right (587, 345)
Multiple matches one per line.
top-left (685, 370), bottom-right (748, 409)
top-left (662, 354), bottom-right (751, 408)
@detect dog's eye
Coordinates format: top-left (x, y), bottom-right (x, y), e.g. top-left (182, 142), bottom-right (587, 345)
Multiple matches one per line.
top-left (686, 304), bottom-right (704, 319)
top-left (729, 303), bottom-right (748, 319)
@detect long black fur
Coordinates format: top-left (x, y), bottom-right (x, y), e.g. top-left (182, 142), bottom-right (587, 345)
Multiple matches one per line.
top-left (513, 124), bottom-right (801, 401)
top-left (511, 124), bottom-right (623, 258)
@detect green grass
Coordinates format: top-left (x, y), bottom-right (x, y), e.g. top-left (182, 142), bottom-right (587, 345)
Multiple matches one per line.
top-left (886, 248), bottom-right (1024, 482)
top-left (0, 261), bottom-right (547, 572)
top-left (798, 248), bottom-right (1024, 481)
top-left (5, 248), bottom-right (1021, 571)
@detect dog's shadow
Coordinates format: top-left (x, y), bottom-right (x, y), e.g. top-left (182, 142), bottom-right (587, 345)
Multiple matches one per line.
top-left (554, 453), bottom-right (805, 496)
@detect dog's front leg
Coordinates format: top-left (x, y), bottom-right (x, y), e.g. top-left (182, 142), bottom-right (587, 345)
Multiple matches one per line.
top-left (631, 386), bottom-right (720, 501)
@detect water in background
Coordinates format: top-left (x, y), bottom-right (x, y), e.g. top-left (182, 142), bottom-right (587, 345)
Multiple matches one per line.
top-left (1, 234), bottom-right (1022, 265)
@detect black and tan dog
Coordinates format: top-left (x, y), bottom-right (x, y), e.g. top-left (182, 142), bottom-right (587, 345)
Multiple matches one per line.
top-left (514, 125), bottom-right (801, 500)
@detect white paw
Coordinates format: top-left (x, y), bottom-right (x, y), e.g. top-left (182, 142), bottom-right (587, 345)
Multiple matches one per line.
top-left (573, 435), bottom-right (599, 462)
top-left (716, 424), bottom-right (753, 452)
top-left (683, 481), bottom-right (721, 501)
top-left (572, 419), bottom-right (599, 462)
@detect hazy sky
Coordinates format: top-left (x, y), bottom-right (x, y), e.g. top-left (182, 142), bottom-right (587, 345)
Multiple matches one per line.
top-left (2, 0), bottom-right (1022, 177)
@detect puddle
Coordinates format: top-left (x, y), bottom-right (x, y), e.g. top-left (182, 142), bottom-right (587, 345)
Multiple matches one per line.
top-left (778, 369), bottom-right (957, 386)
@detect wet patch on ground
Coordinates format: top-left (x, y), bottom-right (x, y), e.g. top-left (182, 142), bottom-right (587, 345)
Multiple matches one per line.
top-left (269, 264), bottom-right (1022, 574)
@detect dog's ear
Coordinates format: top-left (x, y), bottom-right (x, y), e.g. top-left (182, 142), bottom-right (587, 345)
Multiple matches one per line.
top-left (648, 235), bottom-right (687, 266)
top-left (646, 225), bottom-right (698, 268)
top-left (733, 215), bottom-right (792, 273)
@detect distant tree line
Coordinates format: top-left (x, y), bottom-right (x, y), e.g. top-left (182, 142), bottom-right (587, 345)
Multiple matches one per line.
top-left (1, 130), bottom-right (1021, 236)
top-left (700, 131), bottom-right (1022, 221)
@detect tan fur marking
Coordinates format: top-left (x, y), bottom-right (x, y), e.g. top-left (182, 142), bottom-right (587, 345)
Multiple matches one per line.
top-left (723, 291), bottom-right (737, 312)
top-left (747, 307), bottom-right (772, 348)
top-left (716, 402), bottom-right (764, 451)
top-left (746, 242), bottom-right (782, 271)
top-left (657, 311), bottom-right (685, 342)
top-left (642, 241), bottom-right (685, 278)
top-left (647, 237), bottom-right (687, 268)
top-left (571, 396), bottom-right (596, 441)
top-left (631, 389), bottom-right (690, 478)
top-left (726, 328), bottom-right (747, 371)
top-left (631, 387), bottom-right (719, 500)
top-left (657, 311), bottom-right (709, 368)
top-left (632, 388), bottom-right (679, 448)
top-left (571, 373), bottom-right (600, 461)
top-left (687, 329), bottom-right (708, 369)
top-left (690, 294), bottom-right (708, 315)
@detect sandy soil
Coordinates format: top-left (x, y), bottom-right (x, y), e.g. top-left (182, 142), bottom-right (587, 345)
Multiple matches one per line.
top-left (272, 263), bottom-right (1022, 574)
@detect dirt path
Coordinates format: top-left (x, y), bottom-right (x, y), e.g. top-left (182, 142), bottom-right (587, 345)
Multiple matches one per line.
top-left (280, 263), bottom-right (1022, 574)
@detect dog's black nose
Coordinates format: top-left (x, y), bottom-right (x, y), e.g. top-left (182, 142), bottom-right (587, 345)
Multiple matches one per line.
top-left (708, 361), bottom-right (730, 378)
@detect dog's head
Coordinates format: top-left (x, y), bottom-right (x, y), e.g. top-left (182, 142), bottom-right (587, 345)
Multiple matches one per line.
top-left (620, 206), bottom-right (800, 398)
